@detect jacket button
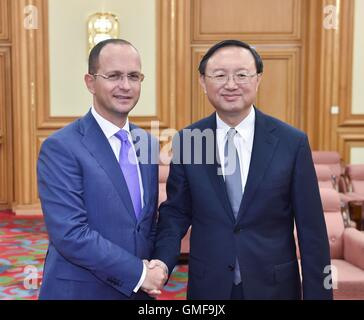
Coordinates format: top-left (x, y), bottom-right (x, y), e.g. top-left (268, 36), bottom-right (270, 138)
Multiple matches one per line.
top-left (228, 265), bottom-right (235, 271)
top-left (234, 227), bottom-right (242, 234)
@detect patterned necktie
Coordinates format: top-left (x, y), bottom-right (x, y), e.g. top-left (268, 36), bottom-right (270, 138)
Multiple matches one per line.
top-left (115, 129), bottom-right (142, 220)
top-left (224, 128), bottom-right (243, 218)
top-left (224, 128), bottom-right (243, 285)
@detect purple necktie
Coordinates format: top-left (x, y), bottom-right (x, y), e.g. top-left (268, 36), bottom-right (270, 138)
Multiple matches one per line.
top-left (115, 129), bottom-right (142, 220)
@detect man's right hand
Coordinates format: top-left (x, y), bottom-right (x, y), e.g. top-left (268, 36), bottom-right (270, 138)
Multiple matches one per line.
top-left (141, 260), bottom-right (168, 298)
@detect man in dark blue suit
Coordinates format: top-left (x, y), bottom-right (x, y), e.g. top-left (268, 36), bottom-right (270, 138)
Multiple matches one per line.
top-left (151, 40), bottom-right (333, 299)
top-left (37, 39), bottom-right (166, 299)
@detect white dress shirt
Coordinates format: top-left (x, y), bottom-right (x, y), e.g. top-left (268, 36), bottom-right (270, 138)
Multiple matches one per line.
top-left (91, 106), bottom-right (146, 293)
top-left (216, 106), bottom-right (255, 193)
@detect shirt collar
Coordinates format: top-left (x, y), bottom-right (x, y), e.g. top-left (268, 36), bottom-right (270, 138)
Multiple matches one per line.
top-left (216, 106), bottom-right (255, 142)
top-left (91, 106), bottom-right (130, 140)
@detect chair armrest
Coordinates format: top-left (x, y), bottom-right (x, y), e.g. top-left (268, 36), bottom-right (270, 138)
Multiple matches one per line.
top-left (343, 228), bottom-right (364, 269)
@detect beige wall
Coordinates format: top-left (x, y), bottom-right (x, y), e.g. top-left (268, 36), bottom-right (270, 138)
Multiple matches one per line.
top-left (48, 0), bottom-right (156, 117)
top-left (352, 0), bottom-right (364, 115)
top-left (351, 148), bottom-right (364, 164)
top-left (349, 0), bottom-right (364, 164)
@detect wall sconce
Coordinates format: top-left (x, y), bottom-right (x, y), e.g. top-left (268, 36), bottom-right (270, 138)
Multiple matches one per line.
top-left (88, 13), bottom-right (120, 53)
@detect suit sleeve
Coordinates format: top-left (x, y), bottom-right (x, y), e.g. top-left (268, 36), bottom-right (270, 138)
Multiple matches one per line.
top-left (292, 135), bottom-right (333, 299)
top-left (37, 136), bottom-right (143, 297)
top-left (153, 133), bottom-right (192, 274)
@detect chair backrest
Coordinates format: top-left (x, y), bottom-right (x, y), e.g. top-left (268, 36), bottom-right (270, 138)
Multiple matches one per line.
top-left (346, 164), bottom-right (364, 195)
top-left (314, 164), bottom-right (335, 189)
top-left (312, 151), bottom-right (346, 191)
top-left (319, 188), bottom-right (345, 259)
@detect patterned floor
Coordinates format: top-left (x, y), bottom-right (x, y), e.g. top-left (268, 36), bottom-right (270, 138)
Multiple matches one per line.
top-left (0, 214), bottom-right (47, 300)
top-left (0, 213), bottom-right (187, 300)
top-left (158, 265), bottom-right (188, 300)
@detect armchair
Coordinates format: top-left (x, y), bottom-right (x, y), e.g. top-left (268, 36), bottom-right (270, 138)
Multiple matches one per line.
top-left (319, 188), bottom-right (364, 299)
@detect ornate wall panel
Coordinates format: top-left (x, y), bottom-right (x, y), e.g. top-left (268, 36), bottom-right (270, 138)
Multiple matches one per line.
top-left (0, 47), bottom-right (12, 209)
top-left (192, 0), bottom-right (301, 42)
top-left (0, 0), bottom-right (10, 41)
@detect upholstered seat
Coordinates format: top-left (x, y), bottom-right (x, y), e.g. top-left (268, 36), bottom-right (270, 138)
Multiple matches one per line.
top-left (319, 188), bottom-right (364, 299)
top-left (313, 153), bottom-right (364, 228)
top-left (314, 164), bottom-right (356, 227)
top-left (312, 151), bottom-right (346, 190)
top-left (345, 164), bottom-right (364, 196)
top-left (314, 164), bottom-right (335, 189)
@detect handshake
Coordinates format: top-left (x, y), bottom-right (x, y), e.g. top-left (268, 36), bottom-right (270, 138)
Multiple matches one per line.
top-left (141, 259), bottom-right (169, 298)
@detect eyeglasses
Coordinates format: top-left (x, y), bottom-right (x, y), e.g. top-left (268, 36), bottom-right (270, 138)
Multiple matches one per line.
top-left (93, 71), bottom-right (145, 83)
top-left (204, 72), bottom-right (258, 84)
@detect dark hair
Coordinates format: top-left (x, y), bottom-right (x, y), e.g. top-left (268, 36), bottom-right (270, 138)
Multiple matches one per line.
top-left (88, 39), bottom-right (135, 74)
top-left (198, 39), bottom-right (263, 75)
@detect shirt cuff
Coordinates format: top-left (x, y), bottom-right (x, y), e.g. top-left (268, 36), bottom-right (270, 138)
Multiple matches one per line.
top-left (133, 262), bottom-right (146, 293)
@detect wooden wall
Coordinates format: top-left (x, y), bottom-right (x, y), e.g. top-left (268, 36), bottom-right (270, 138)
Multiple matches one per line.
top-left (190, 0), bottom-right (304, 127)
top-left (0, 0), bottom-right (362, 214)
top-left (0, 0), bottom-right (12, 210)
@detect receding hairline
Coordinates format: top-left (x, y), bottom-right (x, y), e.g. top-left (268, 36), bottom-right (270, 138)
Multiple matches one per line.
top-left (205, 45), bottom-right (257, 68)
top-left (102, 41), bottom-right (140, 54)
top-left (198, 40), bottom-right (263, 75)
top-left (88, 40), bottom-right (141, 74)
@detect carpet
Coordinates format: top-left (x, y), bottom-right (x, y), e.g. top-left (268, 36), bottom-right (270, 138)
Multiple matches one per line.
top-left (0, 213), bottom-right (187, 300)
top-left (0, 214), bottom-right (47, 299)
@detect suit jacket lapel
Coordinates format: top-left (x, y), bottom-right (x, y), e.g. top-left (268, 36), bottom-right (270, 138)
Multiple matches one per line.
top-left (203, 113), bottom-right (236, 224)
top-left (79, 111), bottom-right (136, 221)
top-left (236, 108), bottom-right (279, 223)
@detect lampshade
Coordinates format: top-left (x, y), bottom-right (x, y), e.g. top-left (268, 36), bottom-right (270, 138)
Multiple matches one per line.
top-left (88, 13), bottom-right (120, 53)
